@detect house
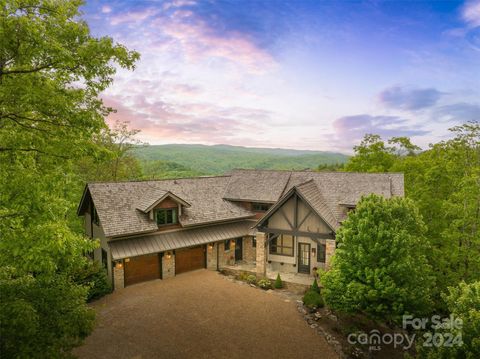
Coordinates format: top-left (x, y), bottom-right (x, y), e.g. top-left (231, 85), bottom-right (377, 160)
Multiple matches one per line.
top-left (77, 169), bottom-right (404, 289)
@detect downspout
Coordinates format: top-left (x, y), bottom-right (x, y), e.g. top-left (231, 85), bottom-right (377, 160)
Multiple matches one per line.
top-left (216, 242), bottom-right (219, 271)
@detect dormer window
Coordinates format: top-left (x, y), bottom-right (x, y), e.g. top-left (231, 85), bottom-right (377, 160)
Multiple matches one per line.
top-left (156, 208), bottom-right (178, 226)
top-left (252, 202), bottom-right (270, 212)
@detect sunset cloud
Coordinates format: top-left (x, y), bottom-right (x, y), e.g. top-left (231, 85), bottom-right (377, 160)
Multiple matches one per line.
top-left (82, 0), bottom-right (476, 152)
top-left (378, 86), bottom-right (444, 111)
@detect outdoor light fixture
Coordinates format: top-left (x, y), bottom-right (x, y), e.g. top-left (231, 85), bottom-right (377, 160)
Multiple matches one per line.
top-left (115, 261), bottom-right (123, 269)
top-left (165, 251), bottom-right (172, 259)
top-left (208, 243), bottom-right (214, 249)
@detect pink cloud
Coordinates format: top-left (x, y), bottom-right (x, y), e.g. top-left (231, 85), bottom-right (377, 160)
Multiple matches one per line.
top-left (462, 0), bottom-right (480, 28)
top-left (151, 16), bottom-right (276, 73)
top-left (102, 94), bottom-right (269, 145)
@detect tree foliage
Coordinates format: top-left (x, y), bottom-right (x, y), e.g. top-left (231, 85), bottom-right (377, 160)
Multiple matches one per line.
top-left (343, 122), bottom-right (480, 309)
top-left (322, 194), bottom-right (433, 324)
top-left (75, 120), bottom-right (143, 182)
top-left (0, 1), bottom-right (138, 356)
top-left (417, 281), bottom-right (480, 359)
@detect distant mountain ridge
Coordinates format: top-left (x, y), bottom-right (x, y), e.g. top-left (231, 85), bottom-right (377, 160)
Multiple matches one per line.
top-left (133, 144), bottom-right (349, 175)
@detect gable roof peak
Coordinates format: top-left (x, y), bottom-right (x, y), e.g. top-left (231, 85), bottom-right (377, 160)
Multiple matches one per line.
top-left (136, 187), bottom-right (191, 213)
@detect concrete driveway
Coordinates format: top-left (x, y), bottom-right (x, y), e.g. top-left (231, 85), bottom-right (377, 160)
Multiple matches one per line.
top-left (75, 270), bottom-right (338, 359)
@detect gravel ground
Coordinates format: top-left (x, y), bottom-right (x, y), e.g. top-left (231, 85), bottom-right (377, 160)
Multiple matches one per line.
top-left (75, 270), bottom-right (338, 359)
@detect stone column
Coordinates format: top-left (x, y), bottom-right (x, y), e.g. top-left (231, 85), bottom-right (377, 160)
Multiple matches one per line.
top-left (255, 232), bottom-right (267, 278)
top-left (162, 252), bottom-right (175, 279)
top-left (206, 243), bottom-right (217, 270)
top-left (325, 239), bottom-right (336, 270)
top-left (113, 262), bottom-right (124, 290)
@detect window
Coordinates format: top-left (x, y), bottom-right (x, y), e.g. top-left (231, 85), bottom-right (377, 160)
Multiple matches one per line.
top-left (156, 208), bottom-right (178, 226)
top-left (317, 243), bottom-right (326, 263)
top-left (269, 234), bottom-right (294, 256)
top-left (224, 239), bottom-right (231, 251)
top-left (252, 202), bottom-right (270, 212)
top-left (92, 205), bottom-right (100, 225)
top-left (101, 249), bottom-right (108, 268)
top-left (252, 236), bottom-right (256, 248)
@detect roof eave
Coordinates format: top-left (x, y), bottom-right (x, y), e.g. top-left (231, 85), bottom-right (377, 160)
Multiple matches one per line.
top-left (76, 184), bottom-right (90, 217)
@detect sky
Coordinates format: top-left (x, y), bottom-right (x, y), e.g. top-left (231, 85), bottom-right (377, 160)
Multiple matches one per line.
top-left (83, 0), bottom-right (480, 153)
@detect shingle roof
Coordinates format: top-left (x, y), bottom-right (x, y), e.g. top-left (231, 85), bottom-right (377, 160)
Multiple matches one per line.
top-left (86, 176), bottom-right (255, 238)
top-left (223, 169), bottom-right (291, 202)
top-left (295, 180), bottom-right (338, 230)
top-left (136, 187), bottom-right (168, 213)
top-left (136, 187), bottom-right (191, 213)
top-left (230, 169), bottom-right (404, 230)
top-left (110, 220), bottom-right (256, 260)
top-left (81, 169), bottom-right (404, 238)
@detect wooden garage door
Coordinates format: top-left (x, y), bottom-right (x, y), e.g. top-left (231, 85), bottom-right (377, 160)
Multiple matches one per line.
top-left (124, 253), bottom-right (160, 286)
top-left (175, 246), bottom-right (206, 275)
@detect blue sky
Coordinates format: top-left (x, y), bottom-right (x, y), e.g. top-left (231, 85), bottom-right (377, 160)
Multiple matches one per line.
top-left (83, 0), bottom-right (480, 152)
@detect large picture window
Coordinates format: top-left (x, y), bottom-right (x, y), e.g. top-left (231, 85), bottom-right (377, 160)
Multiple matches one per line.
top-left (317, 243), bottom-right (326, 263)
top-left (269, 234), bottom-right (294, 256)
top-left (156, 208), bottom-right (178, 226)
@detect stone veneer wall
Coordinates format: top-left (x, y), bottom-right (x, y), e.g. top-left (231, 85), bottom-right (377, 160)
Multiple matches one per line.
top-left (223, 240), bottom-right (236, 267)
top-left (243, 236), bottom-right (256, 263)
top-left (162, 252), bottom-right (175, 279)
top-left (325, 239), bottom-right (336, 270)
top-left (206, 243), bottom-right (217, 270)
top-left (113, 264), bottom-right (124, 290)
top-left (255, 232), bottom-right (266, 277)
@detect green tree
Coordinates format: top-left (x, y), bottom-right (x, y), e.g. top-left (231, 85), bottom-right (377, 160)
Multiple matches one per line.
top-left (344, 134), bottom-right (419, 172)
top-left (343, 123), bottom-right (480, 310)
top-left (417, 281), bottom-right (480, 359)
top-left (322, 194), bottom-right (433, 324)
top-left (75, 120), bottom-right (144, 182)
top-left (0, 1), bottom-right (138, 356)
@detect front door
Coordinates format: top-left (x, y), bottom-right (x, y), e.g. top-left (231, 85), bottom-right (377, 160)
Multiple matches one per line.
top-left (235, 238), bottom-right (243, 261)
top-left (298, 243), bottom-right (311, 274)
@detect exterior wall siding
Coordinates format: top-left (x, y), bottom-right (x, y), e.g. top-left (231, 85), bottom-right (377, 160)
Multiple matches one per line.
top-left (297, 200), bottom-right (331, 233)
top-left (267, 197), bottom-right (295, 230)
top-left (259, 193), bottom-right (336, 276)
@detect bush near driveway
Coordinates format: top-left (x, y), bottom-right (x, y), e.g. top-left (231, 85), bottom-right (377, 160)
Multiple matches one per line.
top-left (303, 290), bottom-right (324, 309)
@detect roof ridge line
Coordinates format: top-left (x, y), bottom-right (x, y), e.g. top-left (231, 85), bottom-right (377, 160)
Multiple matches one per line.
top-left (87, 174), bottom-right (232, 184)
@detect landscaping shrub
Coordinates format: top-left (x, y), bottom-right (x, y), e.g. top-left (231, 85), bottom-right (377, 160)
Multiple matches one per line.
top-left (257, 278), bottom-right (272, 290)
top-left (246, 274), bottom-right (257, 285)
top-left (274, 273), bottom-right (283, 289)
top-left (303, 289), bottom-right (324, 309)
top-left (73, 261), bottom-right (112, 301)
top-left (311, 278), bottom-right (320, 293)
top-left (238, 272), bottom-right (249, 281)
